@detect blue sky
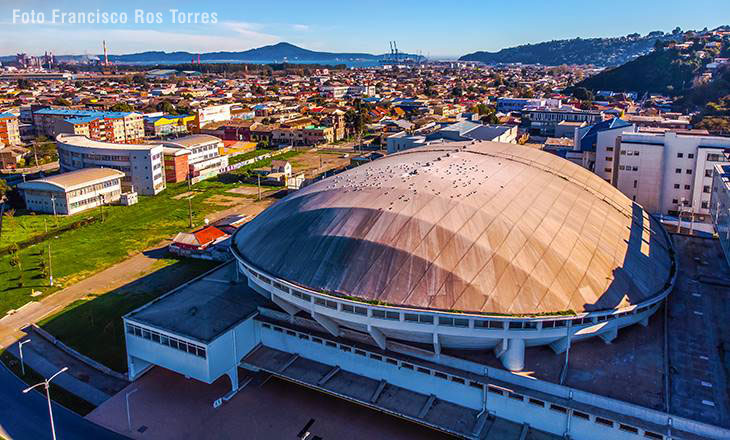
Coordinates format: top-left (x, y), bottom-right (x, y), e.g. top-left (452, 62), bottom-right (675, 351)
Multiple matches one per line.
top-left (2, 0), bottom-right (730, 58)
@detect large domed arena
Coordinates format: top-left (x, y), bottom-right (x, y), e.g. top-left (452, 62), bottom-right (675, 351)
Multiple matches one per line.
top-left (232, 141), bottom-right (676, 370)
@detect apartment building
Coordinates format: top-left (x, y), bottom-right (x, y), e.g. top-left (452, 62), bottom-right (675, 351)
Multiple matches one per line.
top-left (34, 108), bottom-right (144, 143)
top-left (161, 134), bottom-right (228, 184)
top-left (0, 113), bottom-right (21, 146)
top-left (523, 106), bottom-right (603, 136)
top-left (320, 85), bottom-right (376, 99)
top-left (56, 134), bottom-right (166, 195)
top-left (18, 168), bottom-right (125, 215)
top-left (711, 164), bottom-right (730, 266)
top-left (604, 131), bottom-right (730, 222)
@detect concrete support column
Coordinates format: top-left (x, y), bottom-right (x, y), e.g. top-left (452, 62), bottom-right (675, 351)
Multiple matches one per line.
top-left (368, 325), bottom-right (387, 350)
top-left (226, 366), bottom-right (239, 393)
top-left (498, 338), bottom-right (525, 371)
top-left (432, 332), bottom-right (441, 357)
top-left (599, 326), bottom-right (618, 344)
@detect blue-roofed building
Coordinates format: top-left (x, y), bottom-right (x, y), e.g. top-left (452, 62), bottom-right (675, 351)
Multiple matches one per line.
top-left (578, 118), bottom-right (636, 180)
top-left (33, 107), bottom-right (145, 143)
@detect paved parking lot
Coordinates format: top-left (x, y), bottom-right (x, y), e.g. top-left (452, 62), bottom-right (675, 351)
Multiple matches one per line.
top-left (87, 367), bottom-right (452, 440)
top-left (667, 235), bottom-right (730, 427)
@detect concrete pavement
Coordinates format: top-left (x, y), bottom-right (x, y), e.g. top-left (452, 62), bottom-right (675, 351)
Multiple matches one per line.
top-left (0, 362), bottom-right (128, 440)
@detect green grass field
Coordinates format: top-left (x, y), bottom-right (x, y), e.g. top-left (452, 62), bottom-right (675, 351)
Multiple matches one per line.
top-left (39, 258), bottom-right (218, 373)
top-left (0, 208), bottom-right (92, 249)
top-left (0, 178), bottom-right (248, 317)
top-left (227, 148), bottom-right (272, 165)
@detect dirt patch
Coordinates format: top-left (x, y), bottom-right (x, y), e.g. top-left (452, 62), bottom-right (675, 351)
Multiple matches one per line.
top-left (226, 186), bottom-right (261, 196)
top-left (172, 191), bottom-right (195, 200)
top-left (205, 195), bottom-right (244, 207)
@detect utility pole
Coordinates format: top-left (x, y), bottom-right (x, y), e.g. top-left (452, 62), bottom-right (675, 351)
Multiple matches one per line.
top-left (188, 197), bottom-right (193, 228)
top-left (50, 194), bottom-right (57, 225)
top-left (257, 175), bottom-right (261, 201)
top-left (31, 139), bottom-right (39, 168)
top-left (23, 367), bottom-right (68, 440)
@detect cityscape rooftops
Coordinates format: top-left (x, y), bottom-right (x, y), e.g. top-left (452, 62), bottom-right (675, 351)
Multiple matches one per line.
top-left (56, 134), bottom-right (161, 151)
top-left (17, 167), bottom-right (125, 191)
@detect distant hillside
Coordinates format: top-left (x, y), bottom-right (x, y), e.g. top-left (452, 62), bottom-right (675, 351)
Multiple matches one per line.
top-left (108, 42), bottom-right (405, 63)
top-left (574, 48), bottom-right (706, 95)
top-left (1, 42), bottom-right (419, 65)
top-left (459, 32), bottom-right (680, 66)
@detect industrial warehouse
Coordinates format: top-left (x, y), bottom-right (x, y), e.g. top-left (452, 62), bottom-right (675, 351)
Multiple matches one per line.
top-left (122, 142), bottom-right (727, 440)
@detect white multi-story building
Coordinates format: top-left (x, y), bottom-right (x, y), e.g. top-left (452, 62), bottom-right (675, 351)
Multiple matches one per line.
top-left (18, 168), bottom-right (125, 215)
top-left (711, 163), bottom-right (730, 267)
top-left (162, 134), bottom-right (228, 183)
top-left (56, 134), bottom-right (166, 195)
top-left (604, 131), bottom-right (730, 223)
top-left (195, 104), bottom-right (237, 128)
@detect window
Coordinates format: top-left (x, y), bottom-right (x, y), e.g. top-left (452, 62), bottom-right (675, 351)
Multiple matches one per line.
top-left (704, 185), bottom-right (711, 193)
top-left (439, 317), bottom-right (454, 326)
top-left (528, 398), bottom-right (545, 407)
top-left (688, 153), bottom-right (695, 159)
top-left (595, 417), bottom-right (614, 427)
top-left (342, 304), bottom-right (354, 313)
top-left (385, 311), bottom-right (400, 320)
top-left (684, 185), bottom-right (691, 190)
top-left (674, 184), bottom-right (680, 189)
top-left (644, 431), bottom-right (663, 439)
top-left (675, 169), bottom-right (682, 174)
top-left (372, 310), bottom-right (386, 319)
top-left (573, 411), bottom-right (590, 420)
top-left (672, 199), bottom-right (679, 204)
top-left (677, 152), bottom-right (684, 158)
top-left (619, 424), bottom-right (639, 434)
top-left (550, 404), bottom-right (567, 414)
top-left (419, 315), bottom-right (434, 324)
top-left (706, 169), bottom-right (714, 178)
top-left (633, 180), bottom-right (638, 189)
top-left (404, 313), bottom-right (419, 322)
top-left (686, 169), bottom-right (692, 175)
top-left (702, 201), bottom-right (709, 209)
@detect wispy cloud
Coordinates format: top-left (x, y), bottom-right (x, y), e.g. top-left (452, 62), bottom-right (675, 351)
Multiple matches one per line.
top-left (0, 25), bottom-right (283, 55)
top-left (292, 24), bottom-right (310, 32)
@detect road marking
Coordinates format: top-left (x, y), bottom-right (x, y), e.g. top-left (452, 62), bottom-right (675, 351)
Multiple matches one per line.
top-left (702, 400), bottom-right (715, 407)
top-left (692, 293), bottom-right (701, 298)
top-left (700, 355), bottom-right (709, 361)
top-left (701, 381), bottom-right (713, 388)
top-left (693, 311), bottom-right (703, 316)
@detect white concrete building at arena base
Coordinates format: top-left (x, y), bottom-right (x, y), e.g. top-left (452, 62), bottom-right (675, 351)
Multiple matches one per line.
top-left (123, 142), bottom-right (730, 440)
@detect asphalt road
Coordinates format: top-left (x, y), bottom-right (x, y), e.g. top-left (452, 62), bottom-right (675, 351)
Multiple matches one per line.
top-left (0, 364), bottom-right (128, 440)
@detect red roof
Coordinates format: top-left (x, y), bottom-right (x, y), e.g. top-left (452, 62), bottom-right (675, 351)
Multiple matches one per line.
top-left (193, 225), bottom-right (228, 245)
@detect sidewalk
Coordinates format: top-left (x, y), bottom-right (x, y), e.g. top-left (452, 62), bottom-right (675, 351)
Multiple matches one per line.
top-left (4, 332), bottom-right (124, 406)
top-left (0, 243), bottom-right (171, 348)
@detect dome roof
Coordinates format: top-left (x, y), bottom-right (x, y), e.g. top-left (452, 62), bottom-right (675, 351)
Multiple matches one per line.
top-left (234, 141), bottom-right (673, 316)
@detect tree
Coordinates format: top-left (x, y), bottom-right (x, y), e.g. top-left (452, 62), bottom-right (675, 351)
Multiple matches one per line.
top-left (53, 97), bottom-right (72, 106)
top-left (109, 102), bottom-right (134, 112)
top-left (0, 179), bottom-right (10, 200)
top-left (8, 243), bottom-right (23, 285)
top-left (156, 101), bottom-right (177, 115)
top-left (572, 87), bottom-right (594, 101)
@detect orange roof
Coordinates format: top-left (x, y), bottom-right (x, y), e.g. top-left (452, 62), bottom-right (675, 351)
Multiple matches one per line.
top-left (193, 225), bottom-right (228, 245)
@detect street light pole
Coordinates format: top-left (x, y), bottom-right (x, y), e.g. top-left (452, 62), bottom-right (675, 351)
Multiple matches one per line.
top-left (126, 388), bottom-right (139, 432)
top-left (22, 366), bottom-right (68, 440)
top-left (19, 339), bottom-right (31, 376)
